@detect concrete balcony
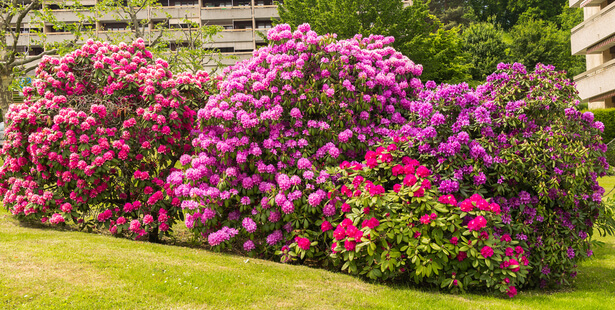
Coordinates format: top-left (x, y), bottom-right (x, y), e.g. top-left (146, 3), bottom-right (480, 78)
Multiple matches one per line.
top-left (571, 1), bottom-right (615, 55)
top-left (5, 34), bottom-right (43, 46)
top-left (44, 32), bottom-right (78, 44)
top-left (574, 58), bottom-right (615, 101)
top-left (45, 0), bottom-right (98, 6)
top-left (163, 28), bottom-right (254, 50)
top-left (47, 10), bottom-right (98, 23)
top-left (253, 5), bottom-right (277, 19)
top-left (201, 6), bottom-right (252, 20)
top-left (570, 0), bottom-right (604, 7)
top-left (216, 29), bottom-right (253, 43)
top-left (151, 6), bottom-right (200, 20)
top-left (96, 10), bottom-right (150, 22)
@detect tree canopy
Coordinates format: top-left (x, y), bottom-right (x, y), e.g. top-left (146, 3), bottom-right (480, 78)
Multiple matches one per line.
top-left (277, 0), bottom-right (471, 83)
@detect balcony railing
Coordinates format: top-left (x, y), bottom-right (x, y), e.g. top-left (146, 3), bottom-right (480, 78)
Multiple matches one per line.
top-left (574, 58), bottom-right (615, 101)
top-left (570, 1), bottom-right (615, 55)
top-left (570, 0), bottom-right (604, 8)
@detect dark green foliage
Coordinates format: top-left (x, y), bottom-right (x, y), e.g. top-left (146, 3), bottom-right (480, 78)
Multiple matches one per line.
top-left (592, 108), bottom-right (615, 143)
top-left (429, 0), bottom-right (476, 29)
top-left (276, 0), bottom-right (471, 83)
top-left (468, 0), bottom-right (568, 30)
top-left (507, 14), bottom-right (583, 78)
top-left (462, 22), bottom-right (507, 81)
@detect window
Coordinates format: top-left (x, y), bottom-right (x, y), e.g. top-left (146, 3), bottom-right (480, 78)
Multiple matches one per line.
top-left (233, 20), bottom-right (252, 30)
top-left (172, 0), bottom-right (198, 6)
top-left (256, 20), bottom-right (272, 29)
top-left (103, 23), bottom-right (129, 31)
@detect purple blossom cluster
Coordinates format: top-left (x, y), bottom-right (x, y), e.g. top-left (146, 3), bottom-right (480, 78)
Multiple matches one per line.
top-left (391, 62), bottom-right (607, 287)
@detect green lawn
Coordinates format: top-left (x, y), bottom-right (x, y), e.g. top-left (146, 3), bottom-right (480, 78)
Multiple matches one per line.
top-left (600, 176), bottom-right (615, 198)
top-left (1, 207), bottom-right (614, 309)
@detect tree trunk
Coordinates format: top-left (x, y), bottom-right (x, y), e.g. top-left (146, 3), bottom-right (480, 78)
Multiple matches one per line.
top-left (0, 75), bottom-right (13, 122)
top-left (148, 227), bottom-right (160, 243)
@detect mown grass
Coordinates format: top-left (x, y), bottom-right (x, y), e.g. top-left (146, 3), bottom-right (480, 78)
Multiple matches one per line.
top-left (0, 179), bottom-right (614, 309)
top-left (599, 176), bottom-right (615, 198)
top-left (1, 211), bottom-right (614, 309)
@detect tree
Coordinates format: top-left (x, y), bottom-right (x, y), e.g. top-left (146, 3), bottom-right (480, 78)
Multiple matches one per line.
top-left (507, 14), bottom-right (581, 77)
top-left (92, 1), bottom-right (226, 73)
top-left (429, 0), bottom-right (476, 30)
top-left (462, 22), bottom-right (507, 81)
top-left (0, 0), bottom-right (70, 118)
top-left (276, 0), bottom-right (470, 83)
top-left (155, 19), bottom-right (226, 75)
top-left (468, 0), bottom-right (568, 30)
top-left (95, 0), bottom-right (169, 47)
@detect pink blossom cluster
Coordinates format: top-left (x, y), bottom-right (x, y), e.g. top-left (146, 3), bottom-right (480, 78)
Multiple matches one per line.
top-left (0, 39), bottom-right (209, 239)
top-left (168, 23), bottom-right (424, 249)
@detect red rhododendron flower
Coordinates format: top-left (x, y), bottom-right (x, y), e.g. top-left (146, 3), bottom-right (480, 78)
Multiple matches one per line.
top-left (481, 246), bottom-right (494, 258)
top-left (414, 187), bottom-right (425, 197)
top-left (468, 216), bottom-right (487, 231)
top-left (321, 220), bottom-right (333, 232)
top-left (508, 259), bottom-right (520, 272)
top-left (344, 240), bottom-right (356, 251)
top-left (438, 195), bottom-right (457, 206)
top-left (392, 165), bottom-right (405, 176)
top-left (416, 166), bottom-right (430, 177)
top-left (490, 203), bottom-right (501, 214)
top-left (507, 286), bottom-right (517, 298)
top-left (331, 242), bottom-right (338, 253)
top-left (404, 164), bottom-right (415, 175)
top-left (333, 225), bottom-right (346, 240)
top-left (460, 199), bottom-right (474, 212)
top-left (341, 218), bottom-right (353, 228)
top-left (297, 237), bottom-right (311, 250)
top-left (403, 175), bottom-right (417, 186)
top-left (393, 184), bottom-right (402, 193)
top-left (341, 203), bottom-right (351, 212)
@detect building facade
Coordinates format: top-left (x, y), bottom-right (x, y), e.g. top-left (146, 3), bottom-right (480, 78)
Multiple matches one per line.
top-left (15, 0), bottom-right (282, 72)
top-left (13, 0), bottom-right (413, 72)
top-left (570, 0), bottom-right (615, 109)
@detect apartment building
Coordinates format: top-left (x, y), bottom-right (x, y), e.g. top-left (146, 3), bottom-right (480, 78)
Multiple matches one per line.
top-left (570, 0), bottom-right (615, 109)
top-left (14, 0), bottom-right (281, 72)
top-left (12, 0), bottom-right (414, 73)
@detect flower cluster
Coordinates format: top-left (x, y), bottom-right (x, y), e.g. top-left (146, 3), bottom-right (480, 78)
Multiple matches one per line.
top-left (168, 24), bottom-right (423, 251)
top-left (0, 39), bottom-right (210, 240)
top-left (394, 62), bottom-right (607, 287)
top-left (306, 137), bottom-right (530, 297)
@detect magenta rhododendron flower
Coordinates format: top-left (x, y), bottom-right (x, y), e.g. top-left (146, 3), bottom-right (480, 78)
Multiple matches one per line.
top-left (507, 286), bottom-right (517, 298)
top-left (481, 246), bottom-right (494, 258)
top-left (297, 237), bottom-right (311, 250)
top-left (344, 240), bottom-right (356, 251)
top-left (321, 221), bottom-right (333, 232)
top-left (468, 216), bottom-right (487, 231)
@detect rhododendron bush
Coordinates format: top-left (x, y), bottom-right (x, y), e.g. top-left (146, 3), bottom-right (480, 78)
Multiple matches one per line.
top-left (1, 22), bottom-right (608, 298)
top-left (282, 138), bottom-right (530, 296)
top-left (168, 23), bottom-right (424, 250)
top-left (0, 39), bottom-right (210, 240)
top-left (392, 63), bottom-right (608, 288)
